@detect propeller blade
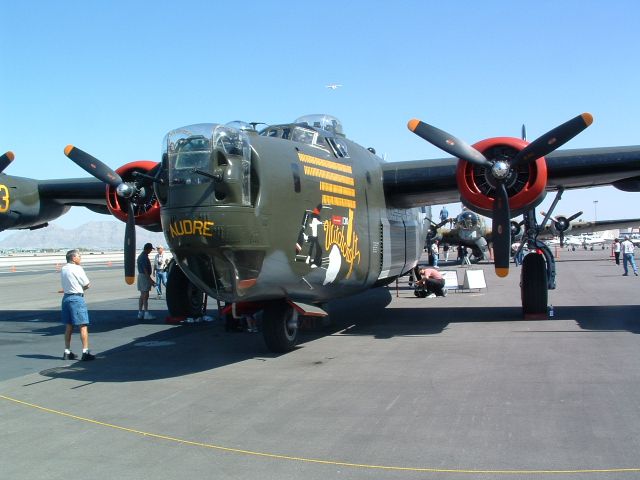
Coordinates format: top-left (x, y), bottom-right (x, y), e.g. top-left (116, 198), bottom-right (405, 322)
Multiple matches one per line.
top-left (560, 231), bottom-right (565, 248)
top-left (124, 202), bottom-right (136, 285)
top-left (0, 151), bottom-right (15, 173)
top-left (511, 113), bottom-right (593, 168)
top-left (407, 119), bottom-right (492, 167)
top-left (567, 210), bottom-right (583, 222)
top-left (492, 183), bottom-right (511, 277)
top-left (64, 145), bottom-right (123, 188)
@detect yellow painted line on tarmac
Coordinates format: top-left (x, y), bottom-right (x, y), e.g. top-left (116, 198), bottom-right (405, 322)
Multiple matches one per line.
top-left (2, 394), bottom-right (640, 475)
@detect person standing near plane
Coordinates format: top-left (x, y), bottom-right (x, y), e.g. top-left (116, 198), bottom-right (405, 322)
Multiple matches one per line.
top-left (439, 206), bottom-right (449, 223)
top-left (462, 246), bottom-right (471, 265)
top-left (430, 241), bottom-right (439, 268)
top-left (443, 243), bottom-right (450, 262)
top-left (60, 249), bottom-right (95, 361)
top-left (153, 245), bottom-right (169, 299)
top-left (137, 243), bottom-right (157, 319)
top-left (621, 236), bottom-right (638, 276)
top-left (613, 238), bottom-right (621, 265)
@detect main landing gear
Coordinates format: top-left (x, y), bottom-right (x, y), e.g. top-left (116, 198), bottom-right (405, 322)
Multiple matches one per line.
top-left (165, 260), bottom-right (206, 318)
top-left (261, 300), bottom-right (299, 353)
top-left (518, 195), bottom-right (561, 317)
top-left (520, 248), bottom-right (550, 316)
top-left (221, 299), bottom-right (300, 353)
top-left (165, 261), bottom-right (300, 352)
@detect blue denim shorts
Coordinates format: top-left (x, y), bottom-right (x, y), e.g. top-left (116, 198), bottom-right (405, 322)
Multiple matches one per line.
top-left (61, 294), bottom-right (90, 326)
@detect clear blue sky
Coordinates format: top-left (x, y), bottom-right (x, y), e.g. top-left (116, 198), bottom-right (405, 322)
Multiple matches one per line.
top-left (2, 0), bottom-right (639, 238)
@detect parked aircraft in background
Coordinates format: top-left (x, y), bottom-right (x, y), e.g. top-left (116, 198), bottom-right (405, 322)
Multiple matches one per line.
top-left (431, 209), bottom-right (639, 260)
top-left (4, 111), bottom-right (640, 352)
top-left (0, 152), bottom-right (107, 232)
top-left (564, 233), bottom-right (611, 250)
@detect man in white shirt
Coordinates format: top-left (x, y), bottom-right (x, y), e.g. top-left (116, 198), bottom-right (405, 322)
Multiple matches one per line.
top-left (430, 241), bottom-right (440, 268)
top-left (621, 237), bottom-right (638, 276)
top-left (60, 249), bottom-right (95, 361)
top-left (153, 245), bottom-right (169, 299)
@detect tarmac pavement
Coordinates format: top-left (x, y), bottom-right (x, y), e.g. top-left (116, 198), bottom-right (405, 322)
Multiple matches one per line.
top-left (1, 249), bottom-right (639, 479)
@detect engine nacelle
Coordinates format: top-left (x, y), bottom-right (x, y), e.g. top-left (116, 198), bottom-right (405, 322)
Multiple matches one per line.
top-left (456, 137), bottom-right (547, 218)
top-left (106, 161), bottom-right (162, 231)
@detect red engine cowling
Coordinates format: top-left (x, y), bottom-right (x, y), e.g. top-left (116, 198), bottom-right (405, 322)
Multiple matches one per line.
top-left (105, 161), bottom-right (162, 231)
top-left (456, 137), bottom-right (548, 218)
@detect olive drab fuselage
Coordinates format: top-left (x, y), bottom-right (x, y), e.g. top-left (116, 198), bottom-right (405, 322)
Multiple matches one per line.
top-left (157, 117), bottom-right (428, 305)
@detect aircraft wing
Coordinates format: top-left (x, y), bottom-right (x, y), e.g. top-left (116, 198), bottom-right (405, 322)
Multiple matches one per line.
top-left (382, 145), bottom-right (640, 208)
top-left (547, 218), bottom-right (640, 236)
top-left (0, 175), bottom-right (107, 231)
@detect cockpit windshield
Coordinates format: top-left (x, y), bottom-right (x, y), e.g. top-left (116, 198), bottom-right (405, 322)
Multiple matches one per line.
top-left (259, 114), bottom-right (349, 158)
top-left (294, 114), bottom-right (344, 137)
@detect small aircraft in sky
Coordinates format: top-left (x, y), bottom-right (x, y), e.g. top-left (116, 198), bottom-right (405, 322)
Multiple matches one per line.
top-left (325, 83), bottom-right (343, 90)
top-left (3, 112), bottom-right (640, 352)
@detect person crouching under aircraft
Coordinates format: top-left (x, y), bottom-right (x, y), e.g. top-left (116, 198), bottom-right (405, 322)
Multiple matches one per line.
top-left (416, 267), bottom-right (447, 298)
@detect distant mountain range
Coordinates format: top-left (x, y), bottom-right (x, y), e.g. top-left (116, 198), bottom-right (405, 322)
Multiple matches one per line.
top-left (0, 221), bottom-right (167, 250)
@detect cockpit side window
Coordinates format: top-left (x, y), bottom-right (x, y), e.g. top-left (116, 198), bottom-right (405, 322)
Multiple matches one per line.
top-left (291, 127), bottom-right (315, 145)
top-left (327, 137), bottom-right (349, 158)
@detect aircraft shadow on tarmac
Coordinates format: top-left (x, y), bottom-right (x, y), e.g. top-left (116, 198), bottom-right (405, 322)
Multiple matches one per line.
top-left (0, 310), bottom-right (168, 336)
top-left (4, 289), bottom-right (638, 384)
top-left (335, 304), bottom-right (640, 338)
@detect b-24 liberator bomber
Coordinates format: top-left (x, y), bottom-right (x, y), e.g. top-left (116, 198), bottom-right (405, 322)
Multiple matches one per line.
top-left (3, 113), bottom-right (640, 352)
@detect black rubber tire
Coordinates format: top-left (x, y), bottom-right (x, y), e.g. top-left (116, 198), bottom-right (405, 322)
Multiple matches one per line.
top-left (262, 300), bottom-right (299, 353)
top-left (521, 253), bottom-right (548, 315)
top-left (166, 260), bottom-right (205, 318)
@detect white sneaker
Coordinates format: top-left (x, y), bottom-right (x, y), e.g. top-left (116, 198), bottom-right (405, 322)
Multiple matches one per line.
top-left (426, 293), bottom-right (436, 298)
top-left (143, 312), bottom-right (156, 320)
top-left (137, 311), bottom-right (144, 319)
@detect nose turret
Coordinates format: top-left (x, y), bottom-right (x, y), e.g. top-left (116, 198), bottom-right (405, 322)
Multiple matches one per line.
top-left (161, 123), bottom-right (254, 209)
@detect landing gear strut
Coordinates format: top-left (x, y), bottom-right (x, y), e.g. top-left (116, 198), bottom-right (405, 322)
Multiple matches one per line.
top-left (518, 204), bottom-right (558, 317)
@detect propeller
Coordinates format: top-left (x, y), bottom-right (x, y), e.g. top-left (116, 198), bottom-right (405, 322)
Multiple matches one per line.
top-left (0, 151), bottom-right (15, 173)
top-left (407, 119), bottom-right (491, 167)
top-left (408, 113), bottom-right (593, 277)
top-left (511, 113), bottom-right (593, 169)
top-left (64, 145), bottom-right (138, 283)
top-left (541, 210), bottom-right (583, 247)
top-left (510, 219), bottom-right (525, 239)
top-left (124, 202), bottom-right (136, 285)
top-left (492, 184), bottom-right (511, 277)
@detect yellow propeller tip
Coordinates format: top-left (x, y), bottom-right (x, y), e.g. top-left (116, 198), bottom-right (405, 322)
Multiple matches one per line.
top-left (582, 113), bottom-right (594, 126)
top-left (64, 145), bottom-right (75, 156)
top-left (125, 276), bottom-right (135, 285)
top-left (495, 267), bottom-right (509, 278)
top-left (407, 119), bottom-right (420, 132)
top-left (6, 151), bottom-right (15, 161)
